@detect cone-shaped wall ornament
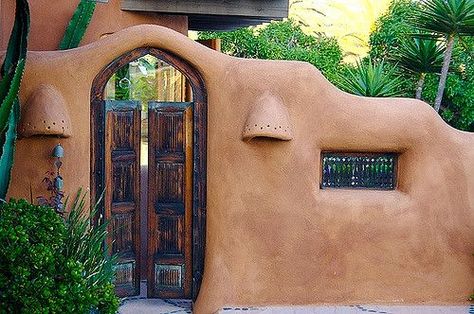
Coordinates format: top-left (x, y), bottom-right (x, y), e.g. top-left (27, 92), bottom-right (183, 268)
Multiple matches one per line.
top-left (242, 91), bottom-right (293, 141)
top-left (19, 84), bottom-right (72, 138)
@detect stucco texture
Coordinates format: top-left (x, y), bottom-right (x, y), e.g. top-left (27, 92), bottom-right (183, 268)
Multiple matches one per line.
top-left (5, 25), bottom-right (474, 313)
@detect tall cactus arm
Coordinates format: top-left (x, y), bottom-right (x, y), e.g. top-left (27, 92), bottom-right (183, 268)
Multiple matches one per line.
top-left (0, 0), bottom-right (29, 200)
top-left (59, 0), bottom-right (96, 50)
top-left (0, 0), bottom-right (29, 132)
top-left (1, 0), bottom-right (29, 76)
top-left (0, 60), bottom-right (25, 133)
top-left (0, 101), bottom-right (20, 199)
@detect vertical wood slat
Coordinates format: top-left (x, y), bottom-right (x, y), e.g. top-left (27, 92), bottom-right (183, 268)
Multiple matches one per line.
top-left (104, 100), bottom-right (141, 297)
top-left (148, 102), bottom-right (193, 299)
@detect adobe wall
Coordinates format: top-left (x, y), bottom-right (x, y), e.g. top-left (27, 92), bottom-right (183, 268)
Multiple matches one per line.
top-left (5, 25), bottom-right (474, 313)
top-left (0, 0), bottom-right (187, 51)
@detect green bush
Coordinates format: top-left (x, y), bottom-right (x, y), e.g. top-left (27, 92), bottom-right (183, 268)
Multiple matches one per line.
top-left (0, 198), bottom-right (119, 313)
top-left (199, 19), bottom-right (344, 83)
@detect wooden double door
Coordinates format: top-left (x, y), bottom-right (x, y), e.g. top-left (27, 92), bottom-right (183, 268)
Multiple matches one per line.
top-left (91, 47), bottom-right (207, 301)
top-left (100, 100), bottom-right (194, 299)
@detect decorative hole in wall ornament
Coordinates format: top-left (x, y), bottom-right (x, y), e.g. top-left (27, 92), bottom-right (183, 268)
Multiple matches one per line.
top-left (18, 84), bottom-right (72, 138)
top-left (242, 92), bottom-right (293, 141)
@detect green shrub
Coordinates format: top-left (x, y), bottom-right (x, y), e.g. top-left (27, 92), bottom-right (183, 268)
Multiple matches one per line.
top-left (199, 19), bottom-right (344, 83)
top-left (0, 198), bottom-right (119, 313)
top-left (0, 199), bottom-right (87, 313)
top-left (63, 190), bottom-right (119, 314)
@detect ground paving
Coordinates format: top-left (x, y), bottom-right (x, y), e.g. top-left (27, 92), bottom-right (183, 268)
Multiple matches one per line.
top-left (119, 299), bottom-right (473, 314)
top-left (118, 282), bottom-right (473, 314)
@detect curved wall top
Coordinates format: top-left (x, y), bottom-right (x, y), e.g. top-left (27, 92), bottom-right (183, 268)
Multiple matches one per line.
top-left (5, 25), bottom-right (474, 313)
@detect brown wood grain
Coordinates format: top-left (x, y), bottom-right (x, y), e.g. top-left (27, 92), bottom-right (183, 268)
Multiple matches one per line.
top-left (121, 0), bottom-right (289, 18)
top-left (147, 103), bottom-right (192, 298)
top-left (104, 101), bottom-right (141, 297)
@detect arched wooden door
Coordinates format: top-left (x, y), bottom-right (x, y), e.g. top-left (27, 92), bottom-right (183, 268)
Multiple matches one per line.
top-left (91, 47), bottom-right (207, 300)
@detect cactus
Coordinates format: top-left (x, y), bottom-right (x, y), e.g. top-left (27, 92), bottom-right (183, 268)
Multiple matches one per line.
top-left (59, 0), bottom-right (96, 50)
top-left (0, 0), bottom-right (30, 199)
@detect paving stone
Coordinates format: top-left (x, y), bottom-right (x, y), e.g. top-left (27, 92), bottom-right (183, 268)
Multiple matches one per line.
top-left (215, 305), bottom-right (472, 314)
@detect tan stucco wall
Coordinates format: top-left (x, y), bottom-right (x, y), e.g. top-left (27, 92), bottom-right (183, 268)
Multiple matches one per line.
top-left (0, 0), bottom-right (187, 51)
top-left (5, 25), bottom-right (474, 313)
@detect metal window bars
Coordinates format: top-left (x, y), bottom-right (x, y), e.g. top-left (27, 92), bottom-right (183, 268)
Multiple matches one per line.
top-left (321, 152), bottom-right (397, 190)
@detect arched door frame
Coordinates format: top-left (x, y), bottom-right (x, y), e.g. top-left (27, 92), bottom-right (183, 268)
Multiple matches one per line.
top-left (90, 47), bottom-right (207, 300)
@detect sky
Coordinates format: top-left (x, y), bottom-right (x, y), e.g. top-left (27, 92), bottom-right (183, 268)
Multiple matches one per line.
top-left (289, 0), bottom-right (392, 62)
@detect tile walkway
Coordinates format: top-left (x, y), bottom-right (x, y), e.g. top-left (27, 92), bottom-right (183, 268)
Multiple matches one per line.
top-left (118, 282), bottom-right (473, 313)
top-left (119, 298), bottom-right (192, 314)
top-left (119, 299), bottom-right (473, 314)
top-left (217, 304), bottom-right (473, 314)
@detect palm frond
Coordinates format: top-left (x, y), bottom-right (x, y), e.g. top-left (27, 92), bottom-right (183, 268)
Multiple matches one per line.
top-left (393, 36), bottom-right (445, 74)
top-left (338, 59), bottom-right (405, 97)
top-left (413, 0), bottom-right (474, 36)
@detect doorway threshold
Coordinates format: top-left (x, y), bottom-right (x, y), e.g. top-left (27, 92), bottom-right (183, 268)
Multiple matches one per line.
top-left (119, 280), bottom-right (192, 314)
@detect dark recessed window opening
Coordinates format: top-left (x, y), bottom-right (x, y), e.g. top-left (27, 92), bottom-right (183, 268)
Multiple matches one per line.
top-left (321, 152), bottom-right (397, 190)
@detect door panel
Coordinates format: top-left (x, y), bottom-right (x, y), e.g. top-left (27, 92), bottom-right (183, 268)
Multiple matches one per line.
top-left (104, 100), bottom-right (141, 297)
top-left (148, 102), bottom-right (193, 299)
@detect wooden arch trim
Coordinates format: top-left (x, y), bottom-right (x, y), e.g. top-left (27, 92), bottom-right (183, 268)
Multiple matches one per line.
top-left (90, 47), bottom-right (207, 301)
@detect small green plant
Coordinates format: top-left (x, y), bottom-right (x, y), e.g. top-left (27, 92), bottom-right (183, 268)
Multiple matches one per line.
top-left (63, 189), bottom-right (119, 314)
top-left (338, 59), bottom-right (404, 97)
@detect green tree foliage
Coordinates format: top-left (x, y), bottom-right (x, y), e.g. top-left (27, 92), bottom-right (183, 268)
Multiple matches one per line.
top-left (369, 0), bottom-right (474, 131)
top-left (199, 20), bottom-right (344, 82)
top-left (369, 0), bottom-right (420, 61)
top-left (393, 37), bottom-right (444, 99)
top-left (114, 66), bottom-right (131, 100)
top-left (412, 0), bottom-right (474, 111)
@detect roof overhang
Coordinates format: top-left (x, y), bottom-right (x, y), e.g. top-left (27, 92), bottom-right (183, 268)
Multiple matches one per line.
top-left (121, 0), bottom-right (289, 30)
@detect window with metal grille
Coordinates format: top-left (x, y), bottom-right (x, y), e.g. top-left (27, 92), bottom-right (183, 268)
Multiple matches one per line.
top-left (321, 152), bottom-right (397, 190)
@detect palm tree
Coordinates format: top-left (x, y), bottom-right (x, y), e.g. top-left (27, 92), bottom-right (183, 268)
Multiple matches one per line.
top-left (413, 0), bottom-right (474, 111)
top-left (338, 59), bottom-right (404, 97)
top-left (393, 37), bottom-right (445, 99)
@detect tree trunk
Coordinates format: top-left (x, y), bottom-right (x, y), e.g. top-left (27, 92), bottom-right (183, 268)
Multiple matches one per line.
top-left (434, 34), bottom-right (455, 112)
top-left (415, 72), bottom-right (426, 100)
